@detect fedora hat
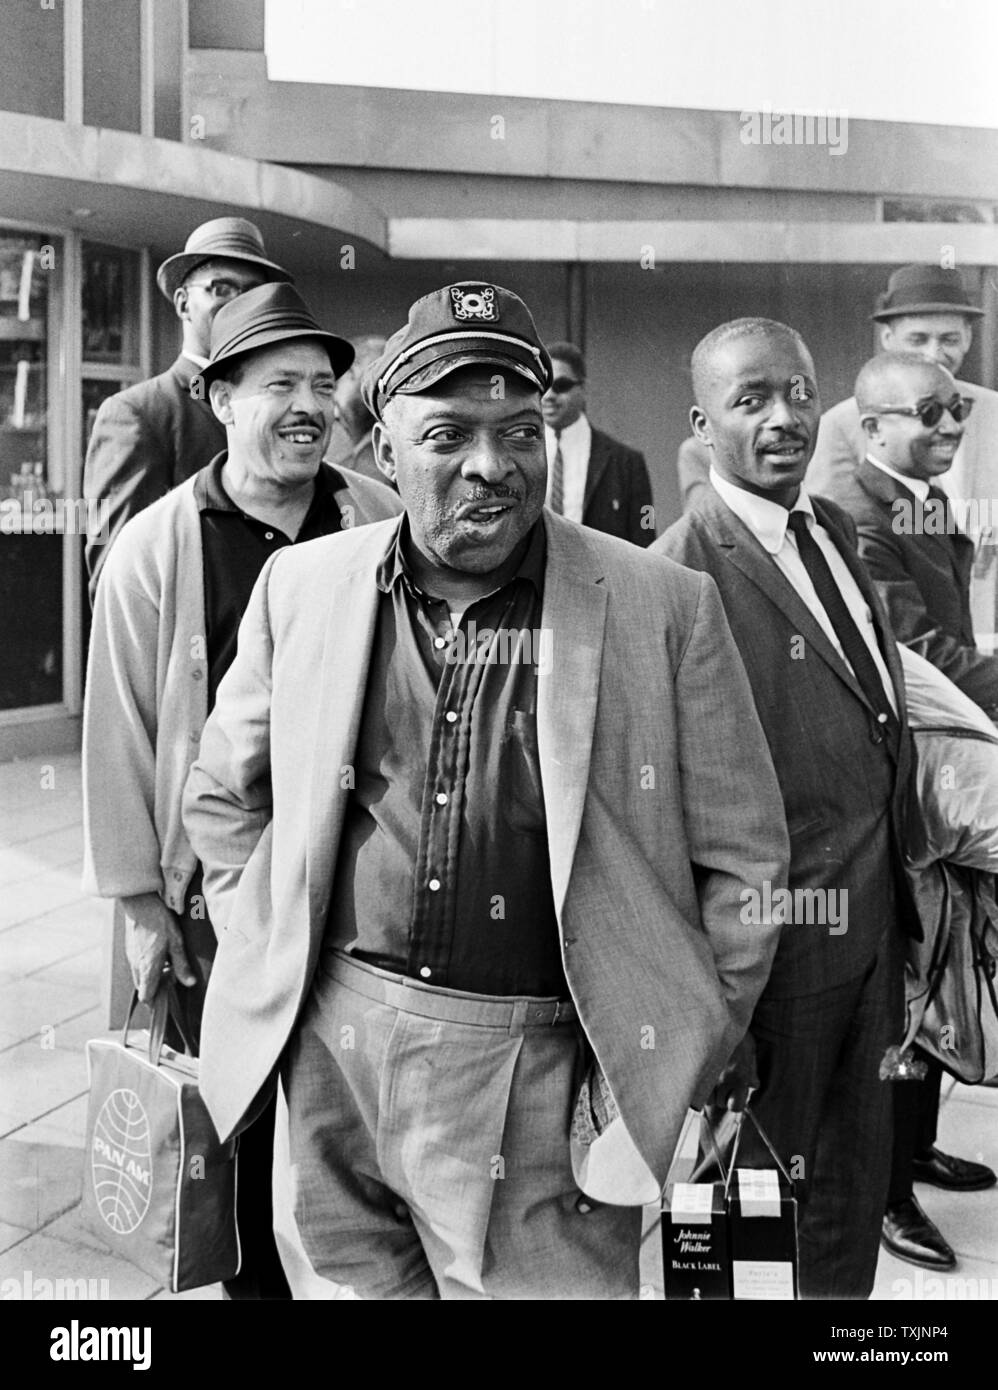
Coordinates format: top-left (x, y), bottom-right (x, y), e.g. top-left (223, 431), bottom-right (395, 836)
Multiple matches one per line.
top-left (871, 264), bottom-right (984, 322)
top-left (195, 283), bottom-right (354, 388)
top-left (156, 217), bottom-right (292, 302)
top-left (362, 281), bottom-right (552, 420)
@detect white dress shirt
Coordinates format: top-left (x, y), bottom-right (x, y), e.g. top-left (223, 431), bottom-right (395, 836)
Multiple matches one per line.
top-left (545, 413), bottom-right (591, 524)
top-left (185, 351), bottom-right (210, 369)
top-left (865, 454), bottom-right (929, 503)
top-left (709, 467), bottom-right (897, 712)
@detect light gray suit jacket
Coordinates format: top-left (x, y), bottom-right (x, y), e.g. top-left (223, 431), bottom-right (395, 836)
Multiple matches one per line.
top-left (182, 511), bottom-right (789, 1186)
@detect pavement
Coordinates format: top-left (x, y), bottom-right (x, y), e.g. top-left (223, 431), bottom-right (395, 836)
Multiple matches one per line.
top-left (0, 750), bottom-right (995, 1302)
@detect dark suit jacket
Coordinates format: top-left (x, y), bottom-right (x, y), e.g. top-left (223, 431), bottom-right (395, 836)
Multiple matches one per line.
top-left (823, 459), bottom-right (998, 716)
top-left (582, 427), bottom-right (654, 546)
top-left (83, 355), bottom-right (224, 603)
top-left (657, 487), bottom-right (918, 999)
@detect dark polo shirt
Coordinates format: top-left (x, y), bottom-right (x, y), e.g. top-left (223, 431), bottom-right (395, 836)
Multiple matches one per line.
top-left (194, 453), bottom-right (343, 708)
top-left (326, 518), bottom-right (566, 998)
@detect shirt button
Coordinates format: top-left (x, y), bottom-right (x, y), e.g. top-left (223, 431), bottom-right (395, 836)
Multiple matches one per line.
top-left (433, 636), bottom-right (447, 650)
top-left (419, 967), bottom-right (432, 979)
top-left (577, 1199), bottom-right (593, 1215)
top-left (264, 531), bottom-right (274, 540)
top-left (428, 878), bottom-right (441, 892)
top-left (445, 710), bottom-right (457, 724)
top-left (435, 793), bottom-right (448, 806)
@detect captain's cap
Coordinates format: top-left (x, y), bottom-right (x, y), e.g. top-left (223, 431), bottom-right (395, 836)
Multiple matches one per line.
top-left (362, 282), bottom-right (552, 419)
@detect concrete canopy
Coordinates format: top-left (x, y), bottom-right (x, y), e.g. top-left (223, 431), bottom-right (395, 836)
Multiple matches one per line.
top-left (0, 111), bottom-right (388, 270)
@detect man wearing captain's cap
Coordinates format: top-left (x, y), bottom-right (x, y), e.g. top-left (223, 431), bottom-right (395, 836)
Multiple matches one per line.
top-left (182, 280), bottom-right (789, 1298)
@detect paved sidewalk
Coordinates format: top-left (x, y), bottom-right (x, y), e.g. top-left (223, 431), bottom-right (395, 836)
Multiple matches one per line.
top-left (0, 752), bottom-right (218, 1300)
top-left (0, 751), bottom-right (995, 1301)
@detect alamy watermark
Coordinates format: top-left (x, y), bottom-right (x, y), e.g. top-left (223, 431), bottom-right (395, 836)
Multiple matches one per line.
top-left (1, 1269), bottom-right (110, 1299)
top-left (740, 105), bottom-right (848, 157)
top-left (0, 491), bottom-right (110, 538)
top-left (444, 621), bottom-right (553, 674)
top-left (740, 882), bottom-right (848, 934)
top-left (893, 494), bottom-right (998, 544)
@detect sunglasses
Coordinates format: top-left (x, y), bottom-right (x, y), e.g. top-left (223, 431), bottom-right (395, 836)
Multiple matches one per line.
top-left (873, 395), bottom-right (974, 428)
top-left (548, 376), bottom-right (581, 394)
top-left (184, 278), bottom-right (249, 300)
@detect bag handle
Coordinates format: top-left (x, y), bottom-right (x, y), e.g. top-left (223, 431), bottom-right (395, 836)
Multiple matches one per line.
top-left (701, 1105), bottom-right (794, 1198)
top-left (122, 970), bottom-right (194, 1068)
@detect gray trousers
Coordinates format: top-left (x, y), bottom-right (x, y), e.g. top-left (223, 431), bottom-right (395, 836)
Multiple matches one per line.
top-left (282, 950), bottom-right (642, 1299)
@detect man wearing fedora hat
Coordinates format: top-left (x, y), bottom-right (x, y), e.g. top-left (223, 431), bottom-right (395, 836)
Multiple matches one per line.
top-left (82, 283), bottom-right (402, 1298)
top-left (808, 264), bottom-right (998, 644)
top-left (181, 280), bottom-right (788, 1298)
top-left (83, 217), bottom-right (292, 603)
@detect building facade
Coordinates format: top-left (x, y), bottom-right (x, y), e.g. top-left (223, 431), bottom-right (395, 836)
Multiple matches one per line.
top-left (2, 0), bottom-right (997, 756)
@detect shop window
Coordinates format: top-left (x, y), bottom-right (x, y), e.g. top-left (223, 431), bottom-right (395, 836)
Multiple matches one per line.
top-left (0, 234), bottom-right (61, 711)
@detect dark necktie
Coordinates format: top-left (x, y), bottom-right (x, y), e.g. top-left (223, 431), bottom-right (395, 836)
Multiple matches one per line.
top-left (786, 511), bottom-right (899, 744)
top-left (926, 485), bottom-right (964, 549)
top-left (549, 432), bottom-right (564, 515)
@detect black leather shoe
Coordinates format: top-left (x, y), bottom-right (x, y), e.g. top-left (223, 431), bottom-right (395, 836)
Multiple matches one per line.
top-left (912, 1146), bottom-right (997, 1192)
top-left (882, 1198), bottom-right (956, 1270)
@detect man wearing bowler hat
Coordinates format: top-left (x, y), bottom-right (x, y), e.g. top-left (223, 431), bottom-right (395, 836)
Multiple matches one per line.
top-left (807, 264), bottom-right (998, 644)
top-left (182, 280), bottom-right (789, 1298)
top-left (82, 283), bottom-right (402, 1298)
top-left (83, 216), bottom-right (292, 602)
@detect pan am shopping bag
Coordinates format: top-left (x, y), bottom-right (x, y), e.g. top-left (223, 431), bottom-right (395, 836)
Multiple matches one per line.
top-left (81, 988), bottom-right (240, 1292)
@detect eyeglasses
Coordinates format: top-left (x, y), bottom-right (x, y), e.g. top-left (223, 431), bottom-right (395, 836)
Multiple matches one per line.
top-left (183, 278), bottom-right (249, 301)
top-left (873, 395), bottom-right (974, 428)
top-left (548, 376), bottom-right (581, 394)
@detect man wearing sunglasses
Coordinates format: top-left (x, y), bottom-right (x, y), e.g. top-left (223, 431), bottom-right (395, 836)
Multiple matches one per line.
top-left (541, 341), bottom-right (654, 546)
top-left (807, 265), bottom-right (998, 646)
top-left (824, 349), bottom-right (998, 1274)
top-left (83, 217), bottom-right (292, 602)
top-left (826, 351), bottom-right (998, 716)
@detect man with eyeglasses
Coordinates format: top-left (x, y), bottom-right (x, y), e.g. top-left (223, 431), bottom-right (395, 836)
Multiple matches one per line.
top-left (824, 348), bottom-right (997, 1273)
top-left (83, 217), bottom-right (292, 602)
top-left (825, 352), bottom-right (998, 716)
top-left (541, 341), bottom-right (655, 546)
top-left (807, 265), bottom-right (998, 647)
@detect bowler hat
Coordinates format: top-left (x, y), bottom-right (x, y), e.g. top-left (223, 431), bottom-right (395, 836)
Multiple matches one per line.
top-left (362, 282), bottom-right (552, 420)
top-left (871, 264), bottom-right (984, 322)
top-left (195, 283), bottom-right (355, 388)
top-left (156, 217), bottom-right (292, 302)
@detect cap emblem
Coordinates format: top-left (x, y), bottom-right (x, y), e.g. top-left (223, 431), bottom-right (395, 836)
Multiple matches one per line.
top-left (449, 285), bottom-right (499, 322)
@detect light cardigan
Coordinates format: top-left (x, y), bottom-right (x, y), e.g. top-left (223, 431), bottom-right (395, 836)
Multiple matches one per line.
top-left (81, 462), bottom-right (402, 911)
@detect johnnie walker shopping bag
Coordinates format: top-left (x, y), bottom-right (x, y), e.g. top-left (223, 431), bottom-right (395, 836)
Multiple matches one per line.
top-left (663, 1106), bottom-right (798, 1300)
top-left (81, 987), bottom-right (241, 1292)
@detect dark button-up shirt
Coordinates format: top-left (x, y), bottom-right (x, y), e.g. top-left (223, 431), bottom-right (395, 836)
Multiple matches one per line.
top-left (194, 454), bottom-right (343, 708)
top-left (326, 518), bottom-right (566, 997)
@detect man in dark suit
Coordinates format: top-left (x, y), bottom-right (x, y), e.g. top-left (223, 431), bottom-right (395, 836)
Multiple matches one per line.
top-left (83, 217), bottom-right (291, 601)
top-left (823, 348), bottom-right (997, 1270)
top-left (825, 351), bottom-right (998, 716)
top-left (542, 341), bottom-right (654, 545)
top-left (806, 265), bottom-right (998, 645)
top-left (656, 317), bottom-right (917, 1299)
